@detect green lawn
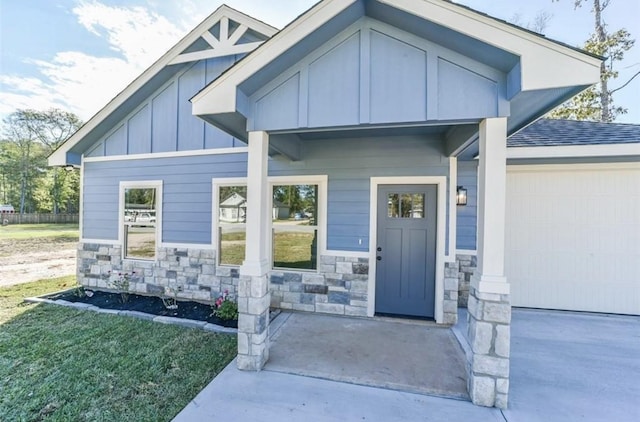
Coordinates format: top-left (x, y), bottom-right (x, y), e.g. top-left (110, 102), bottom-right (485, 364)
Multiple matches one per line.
top-left (219, 231), bottom-right (316, 269)
top-left (0, 276), bottom-right (237, 421)
top-left (0, 223), bottom-right (79, 241)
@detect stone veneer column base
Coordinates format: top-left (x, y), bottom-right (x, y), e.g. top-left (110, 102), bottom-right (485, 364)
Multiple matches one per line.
top-left (443, 261), bottom-right (459, 325)
top-left (456, 254), bottom-right (477, 307)
top-left (466, 278), bottom-right (511, 409)
top-left (237, 274), bottom-right (270, 371)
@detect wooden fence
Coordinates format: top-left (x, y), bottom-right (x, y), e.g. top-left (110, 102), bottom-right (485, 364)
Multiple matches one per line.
top-left (0, 213), bottom-right (79, 225)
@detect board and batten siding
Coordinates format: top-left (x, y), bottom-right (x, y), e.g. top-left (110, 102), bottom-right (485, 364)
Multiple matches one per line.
top-left (82, 153), bottom-right (248, 243)
top-left (248, 17), bottom-right (507, 133)
top-left (83, 135), bottom-right (451, 252)
top-left (86, 56), bottom-right (243, 158)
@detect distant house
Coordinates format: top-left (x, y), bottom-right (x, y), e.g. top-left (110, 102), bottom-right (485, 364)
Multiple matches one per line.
top-left (219, 192), bottom-right (290, 222)
top-left (219, 192), bottom-right (246, 222)
top-left (49, 0), bottom-right (627, 409)
top-left (272, 200), bottom-right (290, 220)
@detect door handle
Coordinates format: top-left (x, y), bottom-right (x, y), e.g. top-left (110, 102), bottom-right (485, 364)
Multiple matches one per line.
top-left (377, 247), bottom-right (382, 252)
top-left (377, 256), bottom-right (382, 261)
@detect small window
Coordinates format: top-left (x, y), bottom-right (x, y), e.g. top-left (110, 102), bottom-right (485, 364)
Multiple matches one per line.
top-left (123, 186), bottom-right (158, 260)
top-left (388, 193), bottom-right (425, 219)
top-left (272, 184), bottom-right (318, 270)
top-left (217, 186), bottom-right (247, 266)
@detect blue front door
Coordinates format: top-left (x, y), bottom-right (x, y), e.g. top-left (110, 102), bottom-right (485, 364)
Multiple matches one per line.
top-left (375, 185), bottom-right (437, 318)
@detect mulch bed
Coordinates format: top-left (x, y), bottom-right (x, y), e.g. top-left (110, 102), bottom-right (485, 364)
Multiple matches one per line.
top-left (46, 289), bottom-right (238, 328)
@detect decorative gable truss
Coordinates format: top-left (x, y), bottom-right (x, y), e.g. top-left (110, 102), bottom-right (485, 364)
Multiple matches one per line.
top-left (170, 16), bottom-right (270, 65)
top-left (49, 5), bottom-right (277, 167)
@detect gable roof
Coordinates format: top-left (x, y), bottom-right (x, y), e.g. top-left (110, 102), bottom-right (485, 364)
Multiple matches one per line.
top-left (48, 5), bottom-right (277, 167)
top-left (192, 0), bottom-right (601, 142)
top-left (220, 192), bottom-right (247, 207)
top-left (509, 119), bottom-right (640, 147)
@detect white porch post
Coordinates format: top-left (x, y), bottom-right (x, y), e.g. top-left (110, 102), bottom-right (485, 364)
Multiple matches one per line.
top-left (467, 117), bottom-right (511, 408)
top-left (237, 130), bottom-right (271, 371)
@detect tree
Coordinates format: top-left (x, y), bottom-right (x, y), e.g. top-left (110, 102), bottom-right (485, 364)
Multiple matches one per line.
top-left (511, 10), bottom-right (553, 34)
top-left (550, 0), bottom-right (637, 122)
top-left (1, 109), bottom-right (82, 213)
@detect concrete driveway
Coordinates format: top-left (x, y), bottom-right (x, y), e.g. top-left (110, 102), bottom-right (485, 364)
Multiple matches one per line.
top-left (504, 309), bottom-right (640, 421)
top-left (174, 309), bottom-right (640, 421)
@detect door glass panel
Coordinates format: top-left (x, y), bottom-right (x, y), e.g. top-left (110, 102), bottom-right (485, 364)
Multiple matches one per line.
top-left (411, 194), bottom-right (425, 218)
top-left (388, 192), bottom-right (425, 219)
top-left (387, 194), bottom-right (399, 218)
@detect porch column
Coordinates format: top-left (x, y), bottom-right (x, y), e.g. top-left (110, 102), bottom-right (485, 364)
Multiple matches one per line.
top-left (467, 117), bottom-right (511, 408)
top-left (237, 130), bottom-right (271, 371)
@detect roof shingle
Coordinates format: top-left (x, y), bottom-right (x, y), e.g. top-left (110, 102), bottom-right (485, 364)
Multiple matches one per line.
top-left (508, 119), bottom-right (640, 147)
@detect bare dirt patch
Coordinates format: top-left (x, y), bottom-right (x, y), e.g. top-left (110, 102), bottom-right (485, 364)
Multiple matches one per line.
top-left (0, 238), bottom-right (77, 287)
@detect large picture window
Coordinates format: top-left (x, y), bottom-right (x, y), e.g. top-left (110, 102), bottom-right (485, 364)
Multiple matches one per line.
top-left (213, 176), bottom-right (326, 271)
top-left (272, 184), bottom-right (318, 270)
top-left (120, 182), bottom-right (161, 261)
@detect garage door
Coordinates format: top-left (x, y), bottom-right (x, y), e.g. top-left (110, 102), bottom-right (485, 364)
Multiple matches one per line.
top-left (505, 163), bottom-right (640, 315)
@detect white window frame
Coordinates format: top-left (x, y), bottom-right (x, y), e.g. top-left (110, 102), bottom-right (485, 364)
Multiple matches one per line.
top-left (119, 180), bottom-right (163, 262)
top-left (212, 175), bottom-right (328, 272)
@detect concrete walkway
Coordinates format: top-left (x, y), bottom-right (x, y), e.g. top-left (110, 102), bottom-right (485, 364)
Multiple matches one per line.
top-left (174, 309), bottom-right (640, 422)
top-left (173, 361), bottom-right (502, 422)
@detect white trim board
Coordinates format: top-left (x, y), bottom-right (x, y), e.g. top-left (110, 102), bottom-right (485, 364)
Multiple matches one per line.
top-left (507, 161), bottom-right (640, 173)
top-left (507, 143), bottom-right (640, 160)
top-left (80, 238), bottom-right (121, 246)
top-left (79, 155), bottom-right (85, 240)
top-left (84, 147), bottom-right (249, 163)
top-left (368, 176), bottom-right (448, 324)
top-left (456, 249), bottom-right (477, 256)
top-left (447, 157), bottom-right (457, 263)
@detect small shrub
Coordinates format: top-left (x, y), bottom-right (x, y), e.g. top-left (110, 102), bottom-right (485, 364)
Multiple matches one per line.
top-left (106, 271), bottom-right (135, 304)
top-left (211, 290), bottom-right (238, 321)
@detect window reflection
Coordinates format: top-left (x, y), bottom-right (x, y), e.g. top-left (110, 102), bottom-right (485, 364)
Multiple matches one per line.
top-left (124, 188), bottom-right (157, 259)
top-left (387, 192), bottom-right (425, 219)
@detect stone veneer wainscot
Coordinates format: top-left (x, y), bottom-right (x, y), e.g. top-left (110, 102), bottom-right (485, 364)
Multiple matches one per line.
top-left (78, 243), bottom-right (371, 316)
top-left (78, 242), bottom-right (459, 325)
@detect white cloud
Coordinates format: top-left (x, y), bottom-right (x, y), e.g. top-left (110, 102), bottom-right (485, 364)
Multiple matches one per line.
top-left (0, 0), bottom-right (316, 123)
top-left (0, 1), bottom-right (191, 121)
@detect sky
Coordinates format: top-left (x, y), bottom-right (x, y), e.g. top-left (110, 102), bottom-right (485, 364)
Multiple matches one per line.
top-left (0, 0), bottom-right (638, 125)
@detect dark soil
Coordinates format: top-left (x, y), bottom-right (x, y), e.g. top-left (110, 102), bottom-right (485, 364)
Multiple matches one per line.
top-left (47, 289), bottom-right (238, 328)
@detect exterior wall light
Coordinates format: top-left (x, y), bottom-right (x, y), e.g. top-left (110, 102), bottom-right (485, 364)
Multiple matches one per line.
top-left (456, 186), bottom-right (467, 206)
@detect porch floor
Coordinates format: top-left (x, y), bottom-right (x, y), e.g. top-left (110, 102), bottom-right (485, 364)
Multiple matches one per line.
top-left (266, 312), bottom-right (469, 400)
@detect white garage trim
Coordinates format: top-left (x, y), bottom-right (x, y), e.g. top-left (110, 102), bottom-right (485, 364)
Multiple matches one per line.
top-left (506, 162), bottom-right (640, 315)
top-left (507, 144), bottom-right (640, 159)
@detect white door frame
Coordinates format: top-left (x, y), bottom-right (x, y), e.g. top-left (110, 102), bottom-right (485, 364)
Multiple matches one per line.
top-left (369, 176), bottom-right (448, 323)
